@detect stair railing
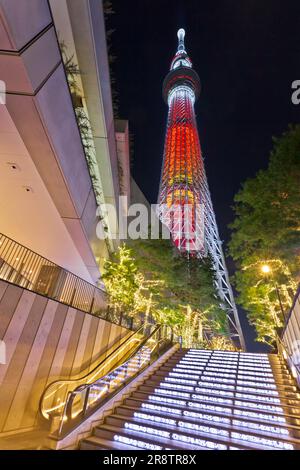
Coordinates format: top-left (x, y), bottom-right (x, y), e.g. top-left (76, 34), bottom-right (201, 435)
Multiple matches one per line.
top-left (277, 335), bottom-right (300, 388)
top-left (279, 284), bottom-right (300, 386)
top-left (40, 322), bottom-right (179, 437)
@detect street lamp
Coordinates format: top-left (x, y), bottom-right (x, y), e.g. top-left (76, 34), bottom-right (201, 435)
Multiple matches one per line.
top-left (261, 264), bottom-right (271, 274)
top-left (261, 264), bottom-right (286, 323)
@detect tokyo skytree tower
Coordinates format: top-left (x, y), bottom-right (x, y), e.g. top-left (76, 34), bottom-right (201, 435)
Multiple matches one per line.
top-left (157, 29), bottom-right (245, 349)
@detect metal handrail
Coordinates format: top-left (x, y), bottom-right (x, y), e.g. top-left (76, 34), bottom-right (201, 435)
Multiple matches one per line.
top-left (277, 334), bottom-right (300, 376)
top-left (281, 283), bottom-right (300, 337)
top-left (39, 324), bottom-right (146, 420)
top-left (278, 284), bottom-right (300, 385)
top-left (58, 324), bottom-right (177, 436)
top-left (40, 323), bottom-right (179, 437)
top-left (0, 232), bottom-right (134, 328)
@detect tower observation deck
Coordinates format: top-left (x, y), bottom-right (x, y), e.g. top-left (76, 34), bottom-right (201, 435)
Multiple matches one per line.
top-left (157, 29), bottom-right (245, 349)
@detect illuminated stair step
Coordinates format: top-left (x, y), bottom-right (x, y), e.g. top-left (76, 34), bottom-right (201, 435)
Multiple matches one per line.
top-left (95, 417), bottom-right (295, 451)
top-left (140, 381), bottom-right (294, 401)
top-left (160, 367), bottom-right (295, 391)
top-left (166, 359), bottom-right (290, 375)
top-left (79, 348), bottom-right (300, 451)
top-left (93, 423), bottom-right (227, 450)
top-left (124, 396), bottom-right (300, 429)
top-left (80, 435), bottom-right (141, 450)
top-left (116, 404), bottom-right (300, 439)
top-left (164, 370), bottom-right (278, 385)
top-left (132, 387), bottom-right (300, 418)
top-left (145, 372), bottom-right (297, 394)
top-left (170, 365), bottom-right (277, 378)
top-left (140, 377), bottom-right (297, 398)
top-left (156, 382), bottom-right (282, 404)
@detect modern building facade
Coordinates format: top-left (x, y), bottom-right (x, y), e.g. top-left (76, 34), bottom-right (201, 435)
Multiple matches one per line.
top-left (0, 0), bottom-right (127, 286)
top-left (158, 29), bottom-right (245, 349)
top-left (0, 0), bottom-right (133, 443)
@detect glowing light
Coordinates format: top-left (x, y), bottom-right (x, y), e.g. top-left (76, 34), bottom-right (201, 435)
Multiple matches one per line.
top-left (232, 419), bottom-right (289, 436)
top-left (237, 373), bottom-right (275, 383)
top-left (169, 371), bottom-right (200, 379)
top-left (124, 422), bottom-right (170, 439)
top-left (235, 400), bottom-right (283, 413)
top-left (183, 410), bottom-right (230, 425)
top-left (149, 395), bottom-right (187, 406)
top-left (134, 412), bottom-right (176, 426)
top-left (261, 264), bottom-right (271, 274)
top-left (200, 376), bottom-right (235, 384)
top-left (196, 381), bottom-right (234, 391)
top-left (231, 431), bottom-right (293, 450)
top-left (114, 435), bottom-right (162, 450)
top-left (154, 388), bottom-right (190, 398)
top-left (176, 364), bottom-right (206, 369)
top-left (161, 382), bottom-right (194, 392)
top-left (234, 408), bottom-right (286, 423)
top-left (172, 433), bottom-right (227, 450)
top-left (203, 371), bottom-right (236, 378)
top-left (192, 393), bottom-right (232, 405)
top-left (165, 377), bottom-right (197, 385)
top-left (141, 403), bottom-right (182, 415)
top-left (188, 400), bottom-right (232, 415)
top-left (237, 380), bottom-right (276, 389)
top-left (195, 387), bottom-right (234, 398)
top-left (236, 392), bottom-right (280, 404)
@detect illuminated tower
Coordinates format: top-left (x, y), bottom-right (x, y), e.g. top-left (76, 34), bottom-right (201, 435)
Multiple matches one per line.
top-left (158, 29), bottom-right (245, 349)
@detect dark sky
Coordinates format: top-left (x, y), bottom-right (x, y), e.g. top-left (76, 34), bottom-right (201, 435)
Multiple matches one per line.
top-left (108, 0), bottom-right (300, 351)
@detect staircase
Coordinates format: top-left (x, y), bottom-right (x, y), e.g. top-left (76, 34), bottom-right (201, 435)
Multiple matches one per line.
top-left (80, 348), bottom-right (300, 450)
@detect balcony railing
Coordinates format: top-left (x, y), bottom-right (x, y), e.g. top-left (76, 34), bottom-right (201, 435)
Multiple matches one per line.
top-left (280, 284), bottom-right (300, 386)
top-left (0, 233), bottom-right (134, 329)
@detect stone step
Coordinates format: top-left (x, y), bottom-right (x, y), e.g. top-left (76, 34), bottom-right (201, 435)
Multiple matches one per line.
top-left (80, 435), bottom-right (140, 451)
top-left (123, 394), bottom-right (300, 425)
top-left (117, 402), bottom-right (300, 433)
top-left (92, 422), bottom-right (215, 450)
top-left (92, 418), bottom-right (294, 451)
top-left (155, 367), bottom-right (295, 387)
top-left (145, 378), bottom-right (300, 402)
top-left (114, 404), bottom-right (300, 441)
top-left (129, 389), bottom-right (300, 421)
top-left (160, 357), bottom-right (293, 374)
top-left (134, 382), bottom-right (300, 412)
top-left (77, 348), bottom-right (300, 451)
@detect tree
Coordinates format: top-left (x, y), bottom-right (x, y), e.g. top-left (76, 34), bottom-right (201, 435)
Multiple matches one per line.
top-left (229, 125), bottom-right (300, 345)
top-left (130, 237), bottom-right (230, 346)
top-left (103, 239), bottom-right (234, 349)
top-left (102, 244), bottom-right (162, 323)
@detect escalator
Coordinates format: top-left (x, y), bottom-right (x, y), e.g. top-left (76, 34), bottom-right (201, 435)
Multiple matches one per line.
top-left (39, 324), bottom-right (177, 440)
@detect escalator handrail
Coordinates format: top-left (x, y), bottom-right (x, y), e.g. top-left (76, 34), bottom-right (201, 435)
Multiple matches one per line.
top-left (39, 324), bottom-right (146, 417)
top-left (57, 325), bottom-right (175, 436)
top-left (70, 324), bottom-right (163, 397)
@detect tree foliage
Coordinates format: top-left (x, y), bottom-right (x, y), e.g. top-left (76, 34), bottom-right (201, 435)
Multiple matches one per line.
top-left (229, 125), bottom-right (300, 345)
top-left (131, 238), bottom-right (227, 329)
top-left (102, 239), bottom-right (232, 349)
top-left (102, 245), bottom-right (154, 318)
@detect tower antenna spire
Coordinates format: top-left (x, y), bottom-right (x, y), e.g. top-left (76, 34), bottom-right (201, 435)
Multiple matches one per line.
top-left (177, 28), bottom-right (186, 53)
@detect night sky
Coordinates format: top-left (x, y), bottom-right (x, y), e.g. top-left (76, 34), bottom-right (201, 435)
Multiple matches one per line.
top-left (108, 0), bottom-right (300, 351)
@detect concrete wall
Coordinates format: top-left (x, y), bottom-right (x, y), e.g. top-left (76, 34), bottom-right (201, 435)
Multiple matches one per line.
top-left (50, 0), bottom-right (122, 259)
top-left (0, 279), bottom-right (130, 435)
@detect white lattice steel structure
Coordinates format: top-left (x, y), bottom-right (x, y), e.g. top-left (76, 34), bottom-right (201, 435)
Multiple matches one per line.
top-left (157, 29), bottom-right (245, 349)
